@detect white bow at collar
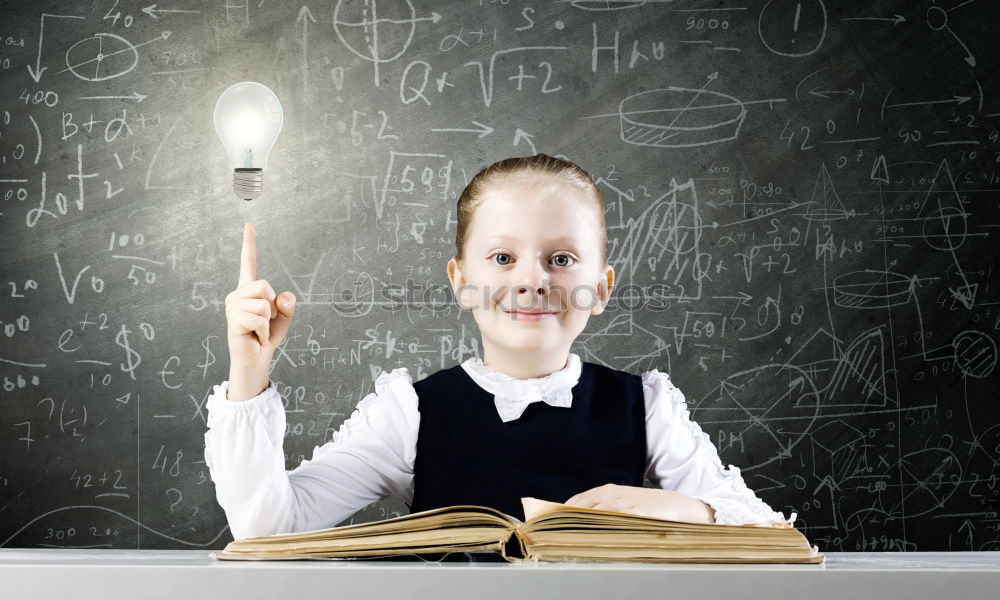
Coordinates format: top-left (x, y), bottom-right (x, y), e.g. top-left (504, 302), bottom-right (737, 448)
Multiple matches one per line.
top-left (461, 353), bottom-right (583, 423)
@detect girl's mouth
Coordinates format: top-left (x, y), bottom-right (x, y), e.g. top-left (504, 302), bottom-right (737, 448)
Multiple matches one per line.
top-left (504, 310), bottom-right (557, 321)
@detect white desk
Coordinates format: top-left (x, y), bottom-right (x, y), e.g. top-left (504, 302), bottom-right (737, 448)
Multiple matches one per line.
top-left (2, 549), bottom-right (998, 599)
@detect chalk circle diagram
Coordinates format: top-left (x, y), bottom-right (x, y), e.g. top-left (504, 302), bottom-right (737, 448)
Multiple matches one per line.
top-left (926, 2), bottom-right (977, 67)
top-left (977, 423), bottom-right (1000, 468)
top-left (692, 364), bottom-right (821, 471)
top-left (333, 0), bottom-right (420, 64)
top-left (328, 268), bottom-right (376, 318)
top-left (888, 448), bottom-right (962, 519)
top-left (64, 32), bottom-right (143, 81)
top-left (758, 0), bottom-right (828, 58)
top-left (618, 87), bottom-right (746, 148)
top-left (832, 270), bottom-right (914, 310)
top-left (952, 330), bottom-right (997, 379)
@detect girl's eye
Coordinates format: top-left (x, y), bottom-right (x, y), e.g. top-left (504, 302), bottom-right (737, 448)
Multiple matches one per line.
top-left (490, 253), bottom-right (575, 267)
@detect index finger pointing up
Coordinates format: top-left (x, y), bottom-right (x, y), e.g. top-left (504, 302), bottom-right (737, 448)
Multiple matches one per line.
top-left (239, 222), bottom-right (256, 287)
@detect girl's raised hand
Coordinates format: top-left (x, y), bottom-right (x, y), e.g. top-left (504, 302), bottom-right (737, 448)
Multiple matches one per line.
top-left (224, 223), bottom-right (296, 398)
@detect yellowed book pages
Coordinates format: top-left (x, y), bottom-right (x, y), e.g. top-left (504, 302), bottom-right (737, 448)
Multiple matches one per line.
top-left (521, 496), bottom-right (798, 528)
top-left (212, 497), bottom-right (824, 564)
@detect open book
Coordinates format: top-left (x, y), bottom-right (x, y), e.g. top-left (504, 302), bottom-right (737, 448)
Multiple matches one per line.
top-left (211, 497), bottom-right (824, 563)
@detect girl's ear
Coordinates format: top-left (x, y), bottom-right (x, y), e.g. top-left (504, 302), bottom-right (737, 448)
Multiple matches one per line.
top-left (447, 257), bottom-right (472, 310)
top-left (591, 264), bottom-right (614, 316)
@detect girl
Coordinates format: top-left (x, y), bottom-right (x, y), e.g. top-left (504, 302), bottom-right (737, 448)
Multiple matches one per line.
top-left (204, 154), bottom-right (788, 543)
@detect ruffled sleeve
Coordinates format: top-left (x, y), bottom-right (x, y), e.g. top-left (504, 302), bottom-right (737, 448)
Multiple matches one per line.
top-left (203, 368), bottom-right (420, 540)
top-left (641, 369), bottom-right (789, 526)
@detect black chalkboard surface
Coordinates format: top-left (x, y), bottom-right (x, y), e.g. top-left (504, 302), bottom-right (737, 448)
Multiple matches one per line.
top-left (1, 0), bottom-right (998, 553)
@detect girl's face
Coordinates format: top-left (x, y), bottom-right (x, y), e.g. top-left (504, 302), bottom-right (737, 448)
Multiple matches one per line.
top-left (447, 174), bottom-right (615, 365)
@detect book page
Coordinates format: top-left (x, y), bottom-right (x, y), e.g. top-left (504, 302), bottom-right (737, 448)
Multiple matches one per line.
top-left (230, 505), bottom-right (515, 546)
top-left (520, 497), bottom-right (796, 528)
top-left (521, 497), bottom-right (569, 521)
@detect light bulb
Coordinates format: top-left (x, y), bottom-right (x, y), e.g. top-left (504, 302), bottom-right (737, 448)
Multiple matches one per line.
top-left (213, 81), bottom-right (284, 201)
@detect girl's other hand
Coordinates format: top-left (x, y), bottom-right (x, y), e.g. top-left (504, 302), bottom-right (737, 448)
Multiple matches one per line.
top-left (563, 483), bottom-right (716, 524)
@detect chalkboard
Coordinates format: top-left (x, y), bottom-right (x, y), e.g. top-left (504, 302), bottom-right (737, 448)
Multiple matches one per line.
top-left (1, 0), bottom-right (998, 554)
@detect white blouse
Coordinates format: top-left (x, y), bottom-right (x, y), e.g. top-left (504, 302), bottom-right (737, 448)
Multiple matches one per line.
top-left (204, 353), bottom-right (789, 540)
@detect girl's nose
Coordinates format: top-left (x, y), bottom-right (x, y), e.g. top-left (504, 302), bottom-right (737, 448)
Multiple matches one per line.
top-left (517, 283), bottom-right (548, 295)
top-left (515, 262), bottom-right (550, 296)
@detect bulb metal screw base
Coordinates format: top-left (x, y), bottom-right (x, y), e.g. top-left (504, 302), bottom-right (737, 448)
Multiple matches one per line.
top-left (233, 168), bottom-right (263, 201)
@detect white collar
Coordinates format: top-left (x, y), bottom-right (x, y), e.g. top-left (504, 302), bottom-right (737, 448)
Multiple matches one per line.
top-left (460, 353), bottom-right (583, 423)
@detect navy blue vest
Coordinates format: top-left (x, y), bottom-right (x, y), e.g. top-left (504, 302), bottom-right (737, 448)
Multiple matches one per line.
top-left (407, 360), bottom-right (647, 522)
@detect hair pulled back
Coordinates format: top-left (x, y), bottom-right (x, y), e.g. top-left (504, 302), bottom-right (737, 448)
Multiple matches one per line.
top-left (454, 153), bottom-right (606, 267)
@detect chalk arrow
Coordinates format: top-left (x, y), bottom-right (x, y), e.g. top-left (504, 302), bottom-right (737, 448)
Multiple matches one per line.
top-left (27, 13), bottom-right (85, 82)
top-left (78, 91), bottom-right (149, 102)
top-left (142, 4), bottom-right (201, 19)
top-left (513, 129), bottom-right (536, 154)
top-left (431, 121), bottom-right (494, 138)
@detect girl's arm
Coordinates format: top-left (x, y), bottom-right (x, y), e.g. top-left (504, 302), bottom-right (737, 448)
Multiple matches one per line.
top-left (203, 367), bottom-right (419, 539)
top-left (641, 369), bottom-right (788, 526)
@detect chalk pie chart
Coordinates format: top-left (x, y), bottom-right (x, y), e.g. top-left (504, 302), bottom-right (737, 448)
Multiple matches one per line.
top-left (618, 87), bottom-right (747, 148)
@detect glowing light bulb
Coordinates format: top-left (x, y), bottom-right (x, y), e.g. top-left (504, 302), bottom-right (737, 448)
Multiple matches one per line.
top-left (213, 81), bottom-right (284, 201)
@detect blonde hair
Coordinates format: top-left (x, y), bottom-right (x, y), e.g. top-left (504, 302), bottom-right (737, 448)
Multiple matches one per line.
top-left (454, 153), bottom-right (606, 267)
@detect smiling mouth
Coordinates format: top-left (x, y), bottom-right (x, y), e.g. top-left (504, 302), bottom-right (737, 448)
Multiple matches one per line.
top-left (503, 309), bottom-right (558, 321)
